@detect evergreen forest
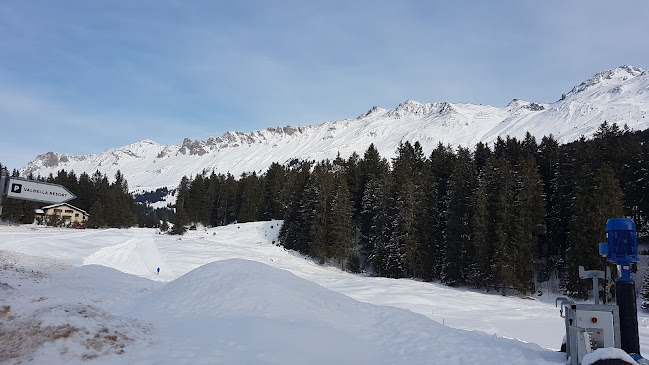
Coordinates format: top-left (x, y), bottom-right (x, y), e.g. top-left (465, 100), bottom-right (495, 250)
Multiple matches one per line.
top-left (173, 122), bottom-right (649, 298)
top-left (3, 122), bottom-right (649, 299)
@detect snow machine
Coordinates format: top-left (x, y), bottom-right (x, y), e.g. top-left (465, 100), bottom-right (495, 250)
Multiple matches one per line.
top-left (557, 219), bottom-right (648, 365)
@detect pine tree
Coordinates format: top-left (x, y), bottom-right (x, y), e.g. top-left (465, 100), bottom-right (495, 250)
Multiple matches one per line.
top-left (77, 172), bottom-right (94, 212)
top-left (393, 179), bottom-right (421, 277)
top-left (328, 178), bottom-right (354, 270)
top-left (238, 172), bottom-right (263, 223)
top-left (109, 170), bottom-right (136, 227)
top-left (309, 162), bottom-right (335, 263)
top-left (491, 158), bottom-right (516, 295)
top-left (262, 163), bottom-right (289, 220)
top-left (358, 144), bottom-right (390, 262)
top-left (390, 141), bottom-right (427, 278)
top-left (187, 173), bottom-right (208, 224)
top-left (416, 157), bottom-right (438, 281)
top-left (472, 163), bottom-right (494, 290)
top-left (563, 164), bottom-right (624, 298)
top-left (362, 178), bottom-right (394, 275)
top-left (521, 132), bottom-right (539, 161)
top-left (278, 162), bottom-right (313, 254)
top-left (170, 208), bottom-right (188, 235)
top-left (510, 156), bottom-right (546, 294)
top-left (442, 147), bottom-right (476, 286)
top-left (345, 152), bottom-right (363, 218)
top-left (536, 135), bottom-right (560, 280)
top-left (88, 201), bottom-right (106, 228)
top-left (428, 143), bottom-right (455, 278)
top-left (474, 142), bottom-right (492, 172)
top-left (171, 176), bottom-right (191, 235)
top-left (214, 173), bottom-right (237, 225)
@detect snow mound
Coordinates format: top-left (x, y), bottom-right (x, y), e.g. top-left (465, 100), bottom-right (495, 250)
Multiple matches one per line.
top-left (124, 258), bottom-right (564, 365)
top-left (581, 347), bottom-right (639, 365)
top-left (0, 250), bottom-right (157, 365)
top-left (136, 258), bottom-right (364, 323)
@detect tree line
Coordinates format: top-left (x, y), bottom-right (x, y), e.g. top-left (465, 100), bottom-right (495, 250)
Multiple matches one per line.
top-left (174, 122), bottom-right (649, 298)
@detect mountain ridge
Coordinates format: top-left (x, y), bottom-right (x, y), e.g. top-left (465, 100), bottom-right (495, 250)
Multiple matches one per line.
top-left (21, 65), bottom-right (649, 193)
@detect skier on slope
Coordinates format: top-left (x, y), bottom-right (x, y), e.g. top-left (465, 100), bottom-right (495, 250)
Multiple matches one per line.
top-left (157, 267), bottom-right (160, 275)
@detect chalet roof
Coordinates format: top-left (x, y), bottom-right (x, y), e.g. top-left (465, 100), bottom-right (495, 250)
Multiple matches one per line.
top-left (41, 203), bottom-right (89, 216)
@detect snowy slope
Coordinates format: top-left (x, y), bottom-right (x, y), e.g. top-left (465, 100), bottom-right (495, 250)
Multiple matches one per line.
top-left (20, 65), bottom-right (649, 193)
top-left (0, 222), bottom-right (564, 365)
top-left (2, 222), bottom-right (649, 364)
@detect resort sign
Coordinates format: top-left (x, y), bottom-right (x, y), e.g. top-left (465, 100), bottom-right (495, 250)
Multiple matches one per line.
top-left (4, 177), bottom-right (76, 204)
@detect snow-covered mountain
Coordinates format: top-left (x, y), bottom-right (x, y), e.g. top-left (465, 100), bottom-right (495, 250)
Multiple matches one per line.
top-left (21, 65), bottom-right (649, 193)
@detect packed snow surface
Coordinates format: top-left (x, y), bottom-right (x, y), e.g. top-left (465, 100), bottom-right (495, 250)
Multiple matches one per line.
top-left (1, 221), bottom-right (649, 364)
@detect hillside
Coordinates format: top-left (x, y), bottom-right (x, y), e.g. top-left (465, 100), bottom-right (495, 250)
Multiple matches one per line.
top-left (21, 65), bottom-right (649, 193)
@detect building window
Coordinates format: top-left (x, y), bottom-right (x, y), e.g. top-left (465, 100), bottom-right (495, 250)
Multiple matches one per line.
top-left (65, 210), bottom-right (74, 214)
top-left (75, 213), bottom-right (79, 217)
top-left (54, 209), bottom-right (62, 213)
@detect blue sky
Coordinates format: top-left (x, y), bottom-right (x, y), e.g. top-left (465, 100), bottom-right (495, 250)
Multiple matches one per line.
top-left (1, 0), bottom-right (648, 170)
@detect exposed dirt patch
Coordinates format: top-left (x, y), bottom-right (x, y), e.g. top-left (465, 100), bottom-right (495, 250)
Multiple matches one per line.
top-left (0, 250), bottom-right (155, 364)
top-left (0, 305), bottom-right (11, 318)
top-left (0, 304), bottom-right (151, 364)
top-left (0, 321), bottom-right (81, 363)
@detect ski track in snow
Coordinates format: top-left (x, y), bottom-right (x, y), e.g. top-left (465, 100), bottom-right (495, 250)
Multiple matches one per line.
top-left (83, 230), bottom-right (174, 280)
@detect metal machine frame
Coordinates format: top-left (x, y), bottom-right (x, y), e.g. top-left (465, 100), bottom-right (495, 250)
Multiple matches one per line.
top-left (557, 298), bottom-right (621, 365)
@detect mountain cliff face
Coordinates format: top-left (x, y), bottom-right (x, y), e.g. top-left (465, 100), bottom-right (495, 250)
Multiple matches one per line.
top-left (21, 66), bottom-right (649, 193)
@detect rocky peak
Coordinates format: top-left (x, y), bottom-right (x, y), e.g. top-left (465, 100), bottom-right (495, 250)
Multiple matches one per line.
top-left (357, 106), bottom-right (387, 119)
top-left (179, 138), bottom-right (209, 156)
top-left (567, 65), bottom-right (647, 96)
top-left (386, 100), bottom-right (438, 119)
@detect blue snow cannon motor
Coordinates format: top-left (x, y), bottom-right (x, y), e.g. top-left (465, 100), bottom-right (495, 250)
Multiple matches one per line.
top-left (599, 218), bottom-right (643, 362)
top-left (599, 218), bottom-right (638, 281)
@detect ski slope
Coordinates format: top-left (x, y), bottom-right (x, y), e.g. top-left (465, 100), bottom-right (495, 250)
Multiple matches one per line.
top-left (1, 222), bottom-right (648, 364)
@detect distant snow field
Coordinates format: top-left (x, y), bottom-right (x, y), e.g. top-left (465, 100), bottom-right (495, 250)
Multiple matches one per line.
top-left (1, 221), bottom-right (648, 364)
